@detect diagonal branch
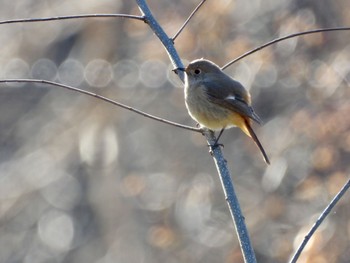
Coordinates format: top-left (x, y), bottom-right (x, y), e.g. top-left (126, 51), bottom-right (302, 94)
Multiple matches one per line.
top-left (222, 26), bottom-right (350, 70)
top-left (0, 79), bottom-right (200, 133)
top-left (137, 0), bottom-right (185, 80)
top-left (172, 0), bottom-right (207, 42)
top-left (137, 1), bottom-right (257, 263)
top-left (0, 14), bottom-right (145, 25)
top-left (289, 179), bottom-right (350, 263)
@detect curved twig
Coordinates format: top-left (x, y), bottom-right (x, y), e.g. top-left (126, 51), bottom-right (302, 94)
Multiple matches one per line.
top-left (0, 14), bottom-right (145, 25)
top-left (172, 0), bottom-right (207, 42)
top-left (0, 79), bottom-right (200, 133)
top-left (290, 179), bottom-right (350, 263)
top-left (222, 27), bottom-right (350, 70)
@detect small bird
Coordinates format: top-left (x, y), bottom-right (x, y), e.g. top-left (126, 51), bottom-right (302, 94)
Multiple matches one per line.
top-left (177, 58), bottom-right (270, 164)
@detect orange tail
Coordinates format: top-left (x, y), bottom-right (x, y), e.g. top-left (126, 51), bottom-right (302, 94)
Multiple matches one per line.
top-left (243, 119), bottom-right (270, 165)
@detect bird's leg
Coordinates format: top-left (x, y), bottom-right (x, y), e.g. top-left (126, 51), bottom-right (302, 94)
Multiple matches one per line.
top-left (199, 126), bottom-right (225, 150)
top-left (207, 128), bottom-right (225, 150)
top-left (215, 128), bottom-right (225, 143)
top-left (212, 128), bottom-right (225, 148)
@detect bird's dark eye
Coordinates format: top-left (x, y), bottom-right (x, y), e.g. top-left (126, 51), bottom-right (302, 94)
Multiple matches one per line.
top-left (194, 69), bottom-right (201, 75)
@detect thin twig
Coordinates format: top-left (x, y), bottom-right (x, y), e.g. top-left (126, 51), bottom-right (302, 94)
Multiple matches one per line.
top-left (171, 0), bottom-right (207, 42)
top-left (289, 179), bottom-right (350, 263)
top-left (0, 14), bottom-right (145, 25)
top-left (222, 27), bottom-right (350, 70)
top-left (137, 1), bottom-right (257, 262)
top-left (0, 79), bottom-right (200, 133)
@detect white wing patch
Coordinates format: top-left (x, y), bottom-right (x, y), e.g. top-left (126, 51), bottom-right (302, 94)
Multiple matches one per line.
top-left (225, 95), bottom-right (236, 101)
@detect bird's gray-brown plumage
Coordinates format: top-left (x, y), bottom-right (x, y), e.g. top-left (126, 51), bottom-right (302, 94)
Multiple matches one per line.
top-left (183, 58), bottom-right (270, 164)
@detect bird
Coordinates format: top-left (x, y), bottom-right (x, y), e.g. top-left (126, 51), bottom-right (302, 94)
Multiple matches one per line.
top-left (177, 58), bottom-right (270, 164)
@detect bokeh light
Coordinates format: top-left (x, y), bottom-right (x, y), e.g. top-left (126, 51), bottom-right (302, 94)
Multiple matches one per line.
top-left (139, 59), bottom-right (168, 88)
top-left (58, 59), bottom-right (85, 86)
top-left (113, 59), bottom-right (140, 89)
top-left (84, 59), bottom-right (113, 88)
top-left (0, 1), bottom-right (349, 263)
top-left (38, 209), bottom-right (74, 252)
top-left (31, 58), bottom-right (58, 80)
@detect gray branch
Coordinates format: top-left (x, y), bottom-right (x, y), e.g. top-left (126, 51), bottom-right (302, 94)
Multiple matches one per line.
top-left (136, 1), bottom-right (257, 262)
top-left (290, 179), bottom-right (350, 263)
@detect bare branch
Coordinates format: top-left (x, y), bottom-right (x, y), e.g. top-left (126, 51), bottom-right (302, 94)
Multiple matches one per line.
top-left (222, 27), bottom-right (350, 70)
top-left (172, 0), bottom-right (207, 42)
top-left (0, 14), bottom-right (145, 25)
top-left (137, 0), bottom-right (185, 81)
top-left (290, 179), bottom-right (350, 263)
top-left (0, 79), bottom-right (200, 133)
top-left (137, 1), bottom-right (257, 262)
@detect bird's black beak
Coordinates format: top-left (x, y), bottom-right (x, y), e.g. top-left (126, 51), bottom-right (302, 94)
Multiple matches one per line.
top-left (172, 67), bottom-right (186, 75)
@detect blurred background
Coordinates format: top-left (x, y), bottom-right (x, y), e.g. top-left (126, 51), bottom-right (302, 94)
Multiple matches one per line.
top-left (0, 0), bottom-right (350, 262)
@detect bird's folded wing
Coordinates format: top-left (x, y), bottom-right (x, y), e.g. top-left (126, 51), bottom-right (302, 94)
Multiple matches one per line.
top-left (203, 80), bottom-right (262, 124)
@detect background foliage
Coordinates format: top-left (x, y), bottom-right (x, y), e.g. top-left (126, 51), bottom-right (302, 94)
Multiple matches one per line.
top-left (0, 0), bottom-right (349, 262)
